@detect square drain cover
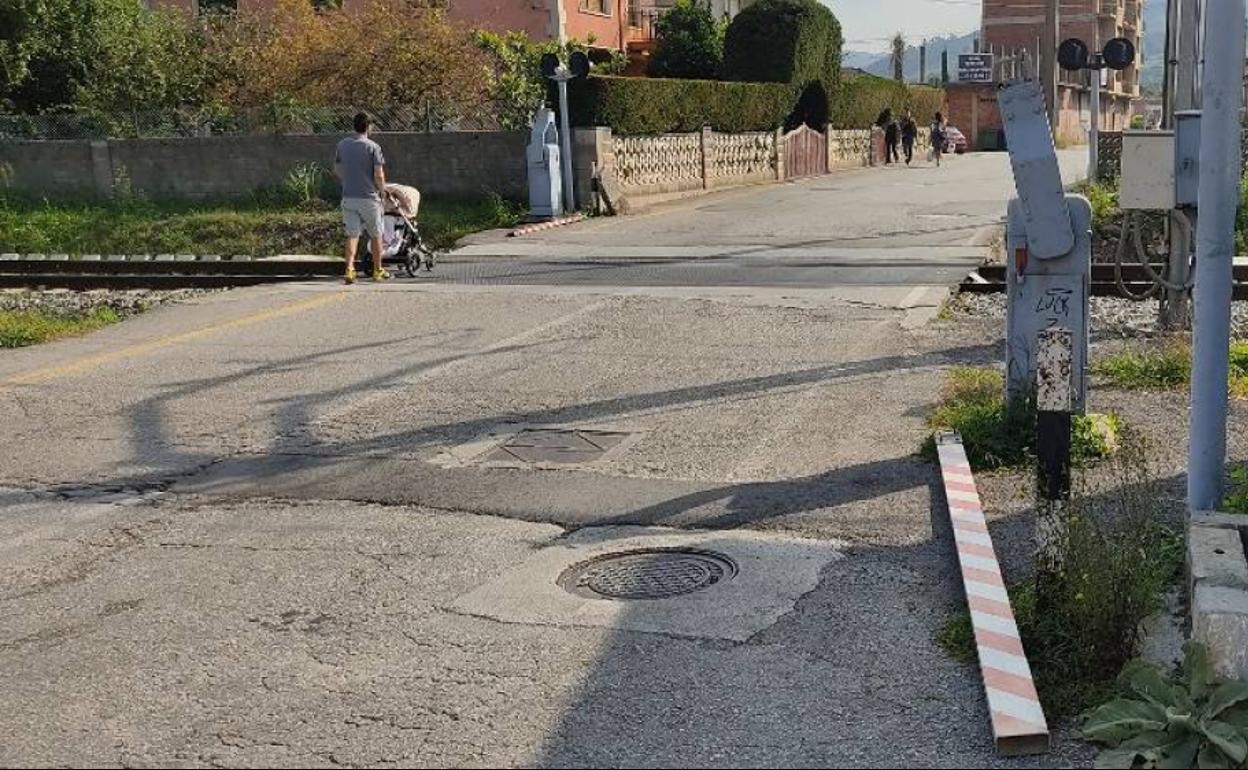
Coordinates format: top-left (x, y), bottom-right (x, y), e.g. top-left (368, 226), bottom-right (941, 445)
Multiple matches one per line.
top-left (482, 428), bottom-right (630, 465)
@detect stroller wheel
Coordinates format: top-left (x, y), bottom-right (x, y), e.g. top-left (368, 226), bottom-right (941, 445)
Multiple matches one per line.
top-left (404, 254), bottom-right (419, 278)
top-left (423, 249), bottom-right (437, 272)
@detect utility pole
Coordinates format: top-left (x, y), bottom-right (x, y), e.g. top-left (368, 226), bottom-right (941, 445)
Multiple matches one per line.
top-left (1162, 0), bottom-right (1203, 330)
top-left (1042, 0), bottom-right (1060, 135)
top-left (920, 41), bottom-right (928, 84)
top-left (1188, 0), bottom-right (1246, 512)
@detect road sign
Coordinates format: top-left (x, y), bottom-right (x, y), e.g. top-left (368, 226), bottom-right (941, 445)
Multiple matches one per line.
top-left (958, 53), bottom-right (994, 83)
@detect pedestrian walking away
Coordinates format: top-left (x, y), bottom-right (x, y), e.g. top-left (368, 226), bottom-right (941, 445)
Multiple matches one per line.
top-left (883, 110), bottom-right (900, 165)
top-left (334, 111), bottom-right (391, 284)
top-left (930, 111), bottom-right (947, 168)
top-left (900, 112), bottom-right (918, 166)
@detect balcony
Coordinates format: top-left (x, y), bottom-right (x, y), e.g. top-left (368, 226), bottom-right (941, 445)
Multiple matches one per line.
top-left (1123, 1), bottom-right (1139, 26)
top-left (627, 1), bottom-right (674, 43)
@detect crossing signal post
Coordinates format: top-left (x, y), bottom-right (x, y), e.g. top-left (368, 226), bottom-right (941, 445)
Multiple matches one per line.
top-left (1057, 36), bottom-right (1136, 181)
top-left (540, 51), bottom-right (590, 215)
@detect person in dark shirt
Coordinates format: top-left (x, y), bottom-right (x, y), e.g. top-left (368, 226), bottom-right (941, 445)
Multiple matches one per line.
top-left (882, 111), bottom-right (900, 165)
top-left (900, 112), bottom-right (918, 166)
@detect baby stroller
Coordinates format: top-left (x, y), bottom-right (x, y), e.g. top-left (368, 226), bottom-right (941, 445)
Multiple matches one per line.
top-left (355, 183), bottom-right (436, 277)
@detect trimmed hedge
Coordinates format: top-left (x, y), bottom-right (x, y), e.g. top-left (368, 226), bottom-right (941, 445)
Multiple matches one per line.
top-left (721, 0), bottom-right (842, 97)
top-left (568, 75), bottom-right (796, 135)
top-left (831, 72), bottom-right (946, 129)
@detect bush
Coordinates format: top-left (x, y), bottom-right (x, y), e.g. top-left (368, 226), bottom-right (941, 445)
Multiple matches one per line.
top-left (831, 71), bottom-right (945, 129)
top-left (568, 75), bottom-right (795, 135)
top-left (721, 0), bottom-right (842, 123)
top-left (648, 0), bottom-right (725, 80)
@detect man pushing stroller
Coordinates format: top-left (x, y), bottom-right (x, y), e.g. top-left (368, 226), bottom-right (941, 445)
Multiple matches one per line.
top-left (334, 111), bottom-right (391, 284)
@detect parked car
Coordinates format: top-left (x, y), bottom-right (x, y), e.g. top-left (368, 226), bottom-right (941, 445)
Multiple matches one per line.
top-left (944, 126), bottom-right (969, 154)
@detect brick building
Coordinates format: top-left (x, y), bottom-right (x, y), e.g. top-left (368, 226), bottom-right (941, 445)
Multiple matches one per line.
top-left (947, 0), bottom-right (1143, 150)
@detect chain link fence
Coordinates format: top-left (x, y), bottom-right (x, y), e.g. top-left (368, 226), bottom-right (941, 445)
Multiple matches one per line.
top-left (0, 103), bottom-right (505, 141)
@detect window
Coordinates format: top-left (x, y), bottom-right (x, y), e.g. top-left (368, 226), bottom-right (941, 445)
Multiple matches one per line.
top-left (580, 0), bottom-right (611, 15)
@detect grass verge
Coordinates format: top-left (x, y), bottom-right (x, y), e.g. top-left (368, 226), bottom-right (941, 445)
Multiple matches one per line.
top-left (936, 437), bottom-right (1183, 718)
top-left (0, 192), bottom-right (524, 257)
top-left (922, 367), bottom-right (1121, 470)
top-left (1095, 340), bottom-right (1248, 398)
top-left (0, 307), bottom-right (121, 348)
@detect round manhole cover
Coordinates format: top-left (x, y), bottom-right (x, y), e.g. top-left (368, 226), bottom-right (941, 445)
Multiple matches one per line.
top-left (558, 548), bottom-right (737, 600)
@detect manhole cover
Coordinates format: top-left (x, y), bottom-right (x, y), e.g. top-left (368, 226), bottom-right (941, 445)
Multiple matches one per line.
top-left (558, 548), bottom-right (737, 600)
top-left (482, 428), bottom-right (631, 465)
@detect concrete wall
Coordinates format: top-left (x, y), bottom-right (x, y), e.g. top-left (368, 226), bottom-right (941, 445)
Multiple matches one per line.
top-left (0, 131), bottom-right (528, 200)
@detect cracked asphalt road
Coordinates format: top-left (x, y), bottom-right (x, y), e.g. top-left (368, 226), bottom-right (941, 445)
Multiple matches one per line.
top-left (0, 152), bottom-right (1095, 767)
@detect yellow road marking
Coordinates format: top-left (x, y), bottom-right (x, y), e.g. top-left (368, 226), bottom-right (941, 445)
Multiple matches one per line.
top-left (1, 290), bottom-right (348, 389)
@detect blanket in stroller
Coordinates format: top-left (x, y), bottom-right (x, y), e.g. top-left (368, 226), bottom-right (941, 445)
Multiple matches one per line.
top-left (380, 184), bottom-right (421, 259)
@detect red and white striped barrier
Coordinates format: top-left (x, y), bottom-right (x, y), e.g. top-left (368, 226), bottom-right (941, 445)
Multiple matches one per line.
top-left (508, 213), bottom-right (585, 237)
top-left (935, 432), bottom-right (1050, 757)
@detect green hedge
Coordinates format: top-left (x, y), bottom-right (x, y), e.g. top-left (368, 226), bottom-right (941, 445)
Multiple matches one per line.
top-left (568, 75), bottom-right (796, 135)
top-left (831, 73), bottom-right (946, 129)
top-left (721, 0), bottom-right (842, 96)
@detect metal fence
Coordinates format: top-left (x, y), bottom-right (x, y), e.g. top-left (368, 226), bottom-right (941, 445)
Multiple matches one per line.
top-left (0, 103), bottom-right (504, 141)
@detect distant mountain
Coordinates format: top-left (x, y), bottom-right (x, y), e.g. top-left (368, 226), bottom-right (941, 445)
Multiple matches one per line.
top-left (1141, 0), bottom-right (1164, 90)
top-left (847, 31), bottom-right (979, 83)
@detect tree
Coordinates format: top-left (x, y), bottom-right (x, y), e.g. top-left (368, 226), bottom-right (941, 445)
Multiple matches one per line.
top-left (1, 0), bottom-right (135, 112)
top-left (226, 0), bottom-right (490, 127)
top-left (648, 0), bottom-right (725, 80)
top-left (890, 32), bottom-right (905, 82)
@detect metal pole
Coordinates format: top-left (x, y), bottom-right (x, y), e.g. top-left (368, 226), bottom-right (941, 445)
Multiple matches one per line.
top-left (557, 77), bottom-right (576, 214)
top-left (1162, 0), bottom-right (1203, 330)
top-left (1161, 0), bottom-right (1177, 128)
top-left (1089, 67), bottom-right (1100, 181)
top-left (1188, 0), bottom-right (1246, 512)
top-left (1042, 0), bottom-right (1060, 136)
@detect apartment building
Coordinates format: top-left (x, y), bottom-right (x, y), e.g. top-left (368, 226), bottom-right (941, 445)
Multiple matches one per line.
top-left (948, 0), bottom-right (1143, 149)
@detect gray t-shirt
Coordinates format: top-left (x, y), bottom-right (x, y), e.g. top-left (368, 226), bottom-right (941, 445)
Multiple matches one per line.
top-left (334, 134), bottom-right (385, 200)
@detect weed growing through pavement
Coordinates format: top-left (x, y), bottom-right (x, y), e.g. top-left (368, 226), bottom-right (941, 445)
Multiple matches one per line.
top-left (0, 307), bottom-right (121, 348)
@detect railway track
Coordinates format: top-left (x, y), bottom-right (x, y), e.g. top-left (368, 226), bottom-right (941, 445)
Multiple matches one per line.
top-left (0, 254), bottom-right (342, 290)
top-left (960, 263), bottom-right (1248, 300)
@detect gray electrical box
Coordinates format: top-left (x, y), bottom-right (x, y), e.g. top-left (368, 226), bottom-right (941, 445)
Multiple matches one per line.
top-left (1005, 194), bottom-right (1093, 413)
top-left (527, 107), bottom-right (563, 219)
top-left (1174, 110), bottom-right (1202, 208)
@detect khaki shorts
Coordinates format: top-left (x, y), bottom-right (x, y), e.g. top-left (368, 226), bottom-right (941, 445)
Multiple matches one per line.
top-left (342, 197), bottom-right (384, 239)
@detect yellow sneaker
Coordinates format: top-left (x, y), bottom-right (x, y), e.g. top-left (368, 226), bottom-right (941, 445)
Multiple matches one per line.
top-left (344, 268), bottom-right (357, 285)
top-left (371, 268), bottom-right (392, 282)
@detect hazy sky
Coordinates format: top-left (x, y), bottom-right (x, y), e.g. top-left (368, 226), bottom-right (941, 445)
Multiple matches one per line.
top-left (826, 0), bottom-right (982, 52)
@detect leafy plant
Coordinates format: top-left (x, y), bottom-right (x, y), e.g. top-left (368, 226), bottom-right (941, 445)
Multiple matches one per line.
top-left (649, 0), bottom-right (726, 80)
top-left (1081, 642), bottom-right (1248, 769)
top-left (1223, 467), bottom-right (1248, 515)
top-left (280, 162), bottom-right (330, 206)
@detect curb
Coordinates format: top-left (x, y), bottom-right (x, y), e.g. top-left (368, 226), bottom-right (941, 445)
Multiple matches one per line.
top-left (936, 432), bottom-right (1050, 757)
top-left (508, 214), bottom-right (586, 237)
